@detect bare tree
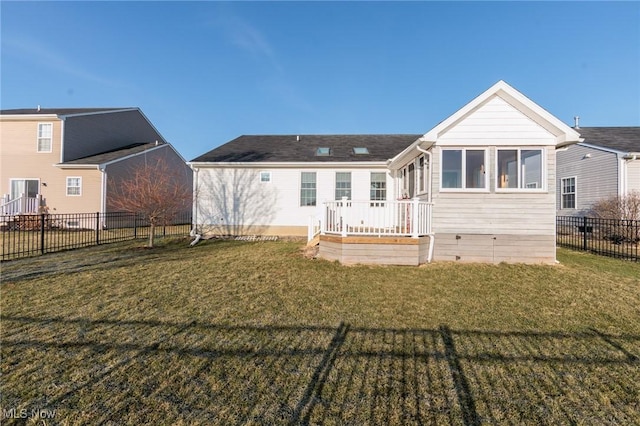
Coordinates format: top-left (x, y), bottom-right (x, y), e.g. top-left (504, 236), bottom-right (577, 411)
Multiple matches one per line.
top-left (591, 190), bottom-right (640, 221)
top-left (590, 191), bottom-right (640, 244)
top-left (109, 157), bottom-right (192, 248)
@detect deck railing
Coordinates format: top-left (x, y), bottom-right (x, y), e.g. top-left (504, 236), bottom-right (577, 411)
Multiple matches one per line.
top-left (1, 194), bottom-right (42, 215)
top-left (319, 198), bottom-right (433, 238)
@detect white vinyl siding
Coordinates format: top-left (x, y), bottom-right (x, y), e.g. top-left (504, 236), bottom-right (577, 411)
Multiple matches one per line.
top-left (37, 123), bottom-right (53, 152)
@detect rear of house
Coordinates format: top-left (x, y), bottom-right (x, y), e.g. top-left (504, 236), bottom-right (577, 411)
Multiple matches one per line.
top-left (191, 81), bottom-right (582, 264)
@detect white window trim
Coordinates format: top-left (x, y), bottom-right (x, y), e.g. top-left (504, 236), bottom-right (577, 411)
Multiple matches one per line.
top-left (37, 122), bottom-right (53, 153)
top-left (300, 171), bottom-right (317, 207)
top-left (66, 176), bottom-right (82, 196)
top-left (439, 148), bottom-right (489, 192)
top-left (334, 171), bottom-right (352, 200)
top-left (259, 171), bottom-right (271, 183)
top-left (561, 176), bottom-right (577, 209)
top-left (495, 147), bottom-right (546, 192)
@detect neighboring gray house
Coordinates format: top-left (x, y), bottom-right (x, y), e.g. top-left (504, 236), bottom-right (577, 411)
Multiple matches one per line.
top-left (556, 127), bottom-right (640, 216)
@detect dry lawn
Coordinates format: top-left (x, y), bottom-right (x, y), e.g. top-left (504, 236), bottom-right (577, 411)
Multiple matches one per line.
top-left (1, 239), bottom-right (639, 425)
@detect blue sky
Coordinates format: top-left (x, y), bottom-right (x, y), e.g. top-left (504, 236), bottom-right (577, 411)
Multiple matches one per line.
top-left (2, 1), bottom-right (639, 161)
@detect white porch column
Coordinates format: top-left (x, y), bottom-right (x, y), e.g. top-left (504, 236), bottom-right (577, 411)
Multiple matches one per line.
top-left (411, 197), bottom-right (420, 238)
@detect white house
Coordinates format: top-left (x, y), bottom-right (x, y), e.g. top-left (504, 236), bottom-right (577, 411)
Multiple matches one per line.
top-left (190, 81), bottom-right (582, 265)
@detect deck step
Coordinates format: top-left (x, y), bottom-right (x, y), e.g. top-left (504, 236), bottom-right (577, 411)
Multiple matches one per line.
top-left (307, 234), bottom-right (320, 247)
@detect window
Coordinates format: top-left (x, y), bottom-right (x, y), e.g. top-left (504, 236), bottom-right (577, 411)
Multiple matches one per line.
top-left (315, 147), bottom-right (331, 156)
top-left (497, 149), bottom-right (543, 190)
top-left (370, 172), bottom-right (386, 205)
top-left (66, 177), bottom-right (82, 196)
top-left (353, 147), bottom-right (369, 155)
top-left (300, 172), bottom-right (316, 206)
top-left (37, 123), bottom-right (53, 152)
top-left (259, 171), bottom-right (271, 183)
top-left (335, 172), bottom-right (351, 200)
top-left (441, 149), bottom-right (486, 190)
top-left (10, 179), bottom-right (39, 199)
top-left (561, 177), bottom-right (576, 209)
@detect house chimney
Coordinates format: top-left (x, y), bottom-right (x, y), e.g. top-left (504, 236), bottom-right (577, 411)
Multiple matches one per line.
top-left (573, 116), bottom-right (580, 129)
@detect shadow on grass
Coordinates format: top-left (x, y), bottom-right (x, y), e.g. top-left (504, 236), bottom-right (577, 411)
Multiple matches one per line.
top-left (1, 315), bottom-right (639, 425)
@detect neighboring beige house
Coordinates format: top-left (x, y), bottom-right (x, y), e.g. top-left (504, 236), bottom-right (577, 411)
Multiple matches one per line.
top-left (191, 81), bottom-right (582, 265)
top-left (0, 108), bottom-right (192, 224)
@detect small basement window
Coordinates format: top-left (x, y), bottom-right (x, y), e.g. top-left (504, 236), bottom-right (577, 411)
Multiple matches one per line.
top-left (353, 147), bottom-right (369, 155)
top-left (315, 147), bottom-right (331, 156)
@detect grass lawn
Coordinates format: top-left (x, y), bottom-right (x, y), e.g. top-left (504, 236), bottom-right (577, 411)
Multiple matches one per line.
top-left (1, 238), bottom-right (639, 425)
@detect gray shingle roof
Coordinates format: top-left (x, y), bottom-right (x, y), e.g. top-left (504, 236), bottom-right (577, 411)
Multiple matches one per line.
top-left (61, 142), bottom-right (163, 165)
top-left (191, 134), bottom-right (422, 163)
top-left (578, 127), bottom-right (640, 153)
top-left (0, 107), bottom-right (134, 116)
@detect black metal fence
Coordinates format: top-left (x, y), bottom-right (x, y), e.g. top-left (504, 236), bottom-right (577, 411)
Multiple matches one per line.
top-left (1, 212), bottom-right (192, 261)
top-left (557, 216), bottom-right (639, 262)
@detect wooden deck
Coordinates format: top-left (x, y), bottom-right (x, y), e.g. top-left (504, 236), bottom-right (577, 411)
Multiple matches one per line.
top-left (318, 235), bottom-right (432, 266)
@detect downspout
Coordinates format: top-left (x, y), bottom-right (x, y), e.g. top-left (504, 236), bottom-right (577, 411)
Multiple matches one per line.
top-left (416, 145), bottom-right (435, 263)
top-left (100, 167), bottom-right (107, 229)
top-left (189, 166), bottom-right (202, 245)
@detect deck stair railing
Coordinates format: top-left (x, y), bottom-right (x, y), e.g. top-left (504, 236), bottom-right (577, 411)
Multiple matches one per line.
top-left (0, 194), bottom-right (42, 216)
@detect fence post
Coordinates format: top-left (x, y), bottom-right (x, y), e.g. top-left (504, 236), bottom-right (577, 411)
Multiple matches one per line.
top-left (134, 214), bottom-right (138, 239)
top-left (96, 212), bottom-right (100, 245)
top-left (40, 213), bottom-right (46, 255)
top-left (583, 216), bottom-right (588, 251)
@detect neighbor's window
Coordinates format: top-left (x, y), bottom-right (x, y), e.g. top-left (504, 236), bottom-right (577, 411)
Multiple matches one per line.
top-left (497, 149), bottom-right (543, 190)
top-left (441, 149), bottom-right (486, 190)
top-left (66, 177), bottom-right (82, 196)
top-left (259, 171), bottom-right (271, 183)
top-left (300, 172), bottom-right (316, 206)
top-left (561, 177), bottom-right (576, 209)
top-left (335, 172), bottom-right (351, 200)
top-left (370, 172), bottom-right (386, 205)
top-left (37, 123), bottom-right (53, 152)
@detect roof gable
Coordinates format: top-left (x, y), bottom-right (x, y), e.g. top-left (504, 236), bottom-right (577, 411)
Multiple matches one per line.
top-left (422, 80), bottom-right (582, 147)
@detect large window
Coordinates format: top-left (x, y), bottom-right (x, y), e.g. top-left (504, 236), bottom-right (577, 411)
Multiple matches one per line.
top-left (441, 149), bottom-right (486, 190)
top-left (37, 123), bottom-right (53, 152)
top-left (66, 177), bottom-right (82, 196)
top-left (300, 172), bottom-right (316, 206)
top-left (335, 172), bottom-right (351, 200)
top-left (497, 149), bottom-right (543, 190)
top-left (561, 177), bottom-right (576, 209)
top-left (370, 172), bottom-right (386, 205)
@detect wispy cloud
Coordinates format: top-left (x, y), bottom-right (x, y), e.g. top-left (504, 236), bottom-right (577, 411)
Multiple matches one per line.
top-left (3, 36), bottom-right (125, 88)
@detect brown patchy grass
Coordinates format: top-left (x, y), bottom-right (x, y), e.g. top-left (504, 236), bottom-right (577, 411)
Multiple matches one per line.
top-left (1, 239), bottom-right (639, 425)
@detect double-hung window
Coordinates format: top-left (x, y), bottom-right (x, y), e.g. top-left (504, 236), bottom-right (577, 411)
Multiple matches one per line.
top-left (561, 177), bottom-right (576, 209)
top-left (441, 149), bottom-right (487, 190)
top-left (300, 172), bottom-right (316, 206)
top-left (497, 149), bottom-right (543, 190)
top-left (370, 172), bottom-right (386, 206)
top-left (335, 172), bottom-right (351, 200)
top-left (37, 123), bottom-right (53, 152)
top-left (259, 171), bottom-right (271, 183)
top-left (66, 177), bottom-right (82, 196)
